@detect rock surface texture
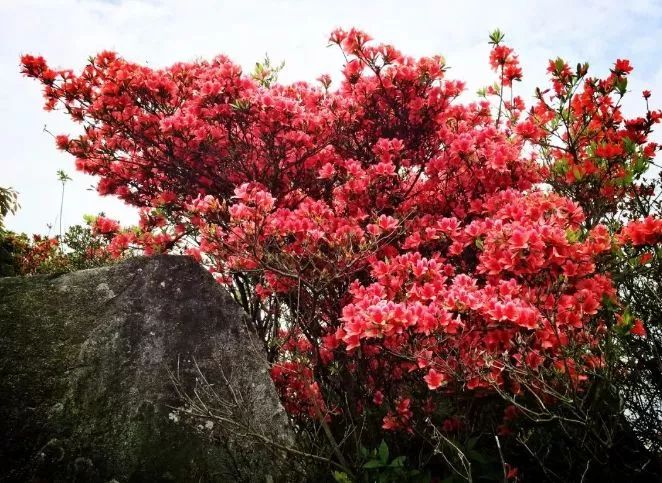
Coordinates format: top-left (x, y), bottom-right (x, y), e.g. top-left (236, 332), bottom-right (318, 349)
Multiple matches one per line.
top-left (0, 255), bottom-right (297, 482)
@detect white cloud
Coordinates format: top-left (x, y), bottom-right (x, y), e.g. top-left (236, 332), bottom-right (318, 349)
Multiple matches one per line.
top-left (2, 0), bottom-right (661, 234)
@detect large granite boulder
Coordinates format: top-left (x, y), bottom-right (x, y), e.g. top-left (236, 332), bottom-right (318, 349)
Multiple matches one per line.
top-left (0, 255), bottom-right (300, 482)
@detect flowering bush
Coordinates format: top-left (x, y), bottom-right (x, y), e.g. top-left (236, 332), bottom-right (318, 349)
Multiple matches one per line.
top-left (22, 29), bottom-right (662, 480)
top-left (0, 214), bottom-right (132, 276)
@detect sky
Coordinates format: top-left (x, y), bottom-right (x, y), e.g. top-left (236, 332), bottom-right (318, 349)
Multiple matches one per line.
top-left (2, 0), bottom-right (662, 235)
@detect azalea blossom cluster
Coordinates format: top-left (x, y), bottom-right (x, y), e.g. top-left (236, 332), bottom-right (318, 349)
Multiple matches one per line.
top-left (527, 55), bottom-right (660, 226)
top-left (10, 234), bottom-right (60, 274)
top-left (619, 216), bottom-right (662, 246)
top-left (22, 28), bottom-right (661, 442)
top-left (2, 214), bottom-right (126, 275)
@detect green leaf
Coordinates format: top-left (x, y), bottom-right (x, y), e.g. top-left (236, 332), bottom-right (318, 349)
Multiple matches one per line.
top-left (389, 456), bottom-right (406, 468)
top-left (56, 169), bottom-right (72, 183)
top-left (622, 170), bottom-right (634, 186)
top-left (332, 471), bottom-right (352, 483)
top-left (622, 137), bottom-right (636, 154)
top-left (468, 449), bottom-right (489, 465)
top-left (616, 77), bottom-right (628, 95)
top-left (359, 445), bottom-right (369, 459)
top-left (566, 228), bottom-right (580, 243)
top-left (363, 460), bottom-right (385, 469)
top-left (552, 158), bottom-right (569, 175)
top-left (230, 99), bottom-right (250, 111)
top-left (378, 440), bottom-right (389, 464)
top-left (601, 294), bottom-right (617, 311)
top-left (622, 306), bottom-right (633, 326)
top-left (466, 436), bottom-right (480, 450)
top-left (615, 306), bottom-right (634, 336)
top-left (572, 166), bottom-right (583, 180)
top-left (488, 29), bottom-right (505, 45)
top-left (632, 156), bottom-right (649, 176)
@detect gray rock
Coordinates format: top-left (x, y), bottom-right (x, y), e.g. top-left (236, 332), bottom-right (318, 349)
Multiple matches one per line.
top-left (0, 255), bottom-right (300, 482)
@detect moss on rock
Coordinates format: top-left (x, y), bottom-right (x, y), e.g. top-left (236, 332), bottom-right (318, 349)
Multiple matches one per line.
top-left (0, 256), bottom-right (298, 482)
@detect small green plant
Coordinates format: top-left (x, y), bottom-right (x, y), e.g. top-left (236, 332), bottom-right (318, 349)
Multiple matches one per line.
top-left (251, 53), bottom-right (284, 88)
top-left (332, 441), bottom-right (429, 483)
top-left (56, 169), bottom-right (72, 244)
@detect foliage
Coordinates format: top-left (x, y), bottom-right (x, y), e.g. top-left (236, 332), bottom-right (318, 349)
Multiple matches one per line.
top-left (0, 214), bottom-right (132, 276)
top-left (333, 441), bottom-right (429, 483)
top-left (0, 186), bottom-right (19, 231)
top-left (21, 28), bottom-right (662, 480)
top-left (251, 54), bottom-right (285, 88)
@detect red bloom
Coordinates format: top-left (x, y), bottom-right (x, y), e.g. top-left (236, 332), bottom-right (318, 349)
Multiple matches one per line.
top-left (93, 216), bottom-right (120, 235)
top-left (619, 217), bottom-right (662, 246)
top-left (630, 319), bottom-right (646, 337)
top-left (55, 135), bottom-right (70, 150)
top-left (423, 368), bottom-right (446, 390)
top-left (614, 58), bottom-right (633, 75)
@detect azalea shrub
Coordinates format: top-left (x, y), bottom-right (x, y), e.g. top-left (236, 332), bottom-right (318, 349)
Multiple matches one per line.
top-left (22, 29), bottom-right (662, 480)
top-left (0, 214), bottom-right (132, 276)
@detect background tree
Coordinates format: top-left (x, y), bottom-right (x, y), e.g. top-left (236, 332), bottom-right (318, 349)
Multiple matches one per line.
top-left (0, 186), bottom-right (19, 230)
